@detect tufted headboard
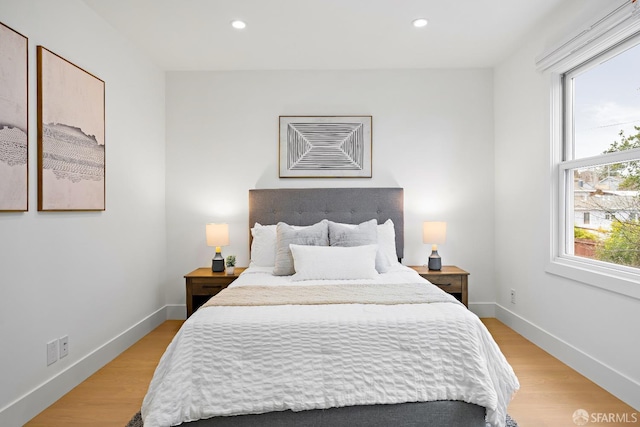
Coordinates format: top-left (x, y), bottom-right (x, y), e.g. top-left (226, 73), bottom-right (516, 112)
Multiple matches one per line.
top-left (249, 188), bottom-right (404, 260)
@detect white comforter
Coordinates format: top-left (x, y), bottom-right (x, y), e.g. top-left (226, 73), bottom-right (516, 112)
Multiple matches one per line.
top-left (142, 265), bottom-right (519, 427)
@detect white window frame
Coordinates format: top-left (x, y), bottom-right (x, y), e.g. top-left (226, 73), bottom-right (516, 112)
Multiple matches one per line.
top-left (539, 0), bottom-right (640, 300)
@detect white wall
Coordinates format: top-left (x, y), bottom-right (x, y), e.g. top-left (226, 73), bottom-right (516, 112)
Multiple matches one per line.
top-left (165, 69), bottom-right (496, 314)
top-left (0, 1), bottom-right (166, 425)
top-left (494, 0), bottom-right (640, 410)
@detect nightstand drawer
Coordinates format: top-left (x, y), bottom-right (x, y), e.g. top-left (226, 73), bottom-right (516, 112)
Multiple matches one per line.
top-left (425, 275), bottom-right (462, 293)
top-left (191, 282), bottom-right (227, 295)
top-left (191, 276), bottom-right (233, 285)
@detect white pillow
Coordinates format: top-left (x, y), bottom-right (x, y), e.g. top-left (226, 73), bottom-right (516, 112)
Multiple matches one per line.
top-left (250, 223), bottom-right (277, 267)
top-left (378, 219), bottom-right (399, 267)
top-left (290, 244), bottom-right (379, 281)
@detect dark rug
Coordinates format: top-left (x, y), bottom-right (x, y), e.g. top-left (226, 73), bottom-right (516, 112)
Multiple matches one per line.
top-left (126, 411), bottom-right (518, 426)
top-left (126, 411), bottom-right (142, 427)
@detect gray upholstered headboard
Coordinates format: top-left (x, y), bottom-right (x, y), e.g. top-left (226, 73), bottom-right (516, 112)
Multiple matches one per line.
top-left (249, 188), bottom-right (404, 260)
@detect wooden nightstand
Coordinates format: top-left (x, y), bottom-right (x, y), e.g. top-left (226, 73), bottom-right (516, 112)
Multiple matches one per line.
top-left (409, 265), bottom-right (469, 308)
top-left (185, 267), bottom-right (246, 317)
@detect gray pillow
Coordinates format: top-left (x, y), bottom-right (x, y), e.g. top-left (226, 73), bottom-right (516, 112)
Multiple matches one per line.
top-left (273, 220), bottom-right (329, 276)
top-left (328, 219), bottom-right (377, 247)
top-left (328, 219), bottom-right (392, 273)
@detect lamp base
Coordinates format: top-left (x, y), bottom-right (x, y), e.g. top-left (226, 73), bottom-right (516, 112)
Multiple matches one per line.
top-left (428, 250), bottom-right (442, 271)
top-left (212, 252), bottom-right (224, 272)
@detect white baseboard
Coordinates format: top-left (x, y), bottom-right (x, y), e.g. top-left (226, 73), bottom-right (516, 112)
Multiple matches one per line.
top-left (469, 301), bottom-right (496, 318)
top-left (495, 303), bottom-right (640, 411)
top-left (166, 304), bottom-right (186, 320)
top-left (0, 306), bottom-right (168, 427)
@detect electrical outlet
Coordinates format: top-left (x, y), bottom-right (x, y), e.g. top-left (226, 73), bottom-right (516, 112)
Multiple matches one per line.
top-left (47, 340), bottom-right (58, 366)
top-left (510, 289), bottom-right (516, 304)
top-left (59, 336), bottom-right (69, 359)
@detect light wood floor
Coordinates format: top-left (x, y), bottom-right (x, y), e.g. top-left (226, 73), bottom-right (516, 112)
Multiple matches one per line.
top-left (25, 318), bottom-right (638, 427)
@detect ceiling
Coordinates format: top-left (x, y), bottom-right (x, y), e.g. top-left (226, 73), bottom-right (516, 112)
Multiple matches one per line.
top-left (82, 0), bottom-right (565, 71)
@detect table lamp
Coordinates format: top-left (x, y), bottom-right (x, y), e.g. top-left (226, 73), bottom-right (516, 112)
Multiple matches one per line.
top-left (423, 221), bottom-right (447, 271)
top-left (206, 223), bottom-right (229, 272)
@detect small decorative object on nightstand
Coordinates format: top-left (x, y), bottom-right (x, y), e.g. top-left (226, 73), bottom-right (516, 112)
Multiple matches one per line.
top-left (206, 223), bottom-right (229, 272)
top-left (409, 265), bottom-right (469, 308)
top-left (184, 267), bottom-right (246, 317)
top-left (423, 221), bottom-right (447, 271)
top-left (225, 255), bottom-right (236, 275)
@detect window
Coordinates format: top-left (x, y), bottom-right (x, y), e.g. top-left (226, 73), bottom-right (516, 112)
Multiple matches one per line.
top-left (561, 36), bottom-right (640, 273)
top-left (541, 1), bottom-right (640, 296)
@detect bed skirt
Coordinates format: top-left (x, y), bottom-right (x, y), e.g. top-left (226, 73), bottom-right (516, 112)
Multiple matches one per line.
top-left (179, 401), bottom-right (486, 427)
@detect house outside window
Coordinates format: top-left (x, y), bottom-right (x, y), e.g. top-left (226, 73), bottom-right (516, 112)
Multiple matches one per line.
top-left (541, 1), bottom-right (640, 297)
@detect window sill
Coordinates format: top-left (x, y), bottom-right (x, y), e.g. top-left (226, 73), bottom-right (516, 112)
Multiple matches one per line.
top-left (547, 256), bottom-right (640, 301)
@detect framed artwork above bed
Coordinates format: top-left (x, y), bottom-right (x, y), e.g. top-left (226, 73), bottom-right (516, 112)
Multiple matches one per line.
top-left (279, 116), bottom-right (372, 178)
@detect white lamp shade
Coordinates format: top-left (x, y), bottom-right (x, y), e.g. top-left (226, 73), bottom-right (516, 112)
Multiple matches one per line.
top-left (206, 223), bottom-right (229, 247)
top-left (423, 221), bottom-right (447, 244)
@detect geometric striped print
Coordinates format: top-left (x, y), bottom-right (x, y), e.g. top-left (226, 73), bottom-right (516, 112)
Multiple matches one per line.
top-left (287, 122), bottom-right (364, 170)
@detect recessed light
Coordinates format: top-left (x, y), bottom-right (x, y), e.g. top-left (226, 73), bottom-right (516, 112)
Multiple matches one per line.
top-left (412, 18), bottom-right (428, 28)
top-left (231, 20), bottom-right (246, 30)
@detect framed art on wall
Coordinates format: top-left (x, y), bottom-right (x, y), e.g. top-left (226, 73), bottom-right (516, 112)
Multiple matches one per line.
top-left (0, 22), bottom-right (28, 212)
top-left (279, 116), bottom-right (372, 178)
top-left (37, 46), bottom-right (105, 211)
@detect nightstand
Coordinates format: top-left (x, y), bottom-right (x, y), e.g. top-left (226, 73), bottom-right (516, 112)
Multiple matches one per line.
top-left (409, 265), bottom-right (469, 308)
top-left (184, 267), bottom-right (246, 317)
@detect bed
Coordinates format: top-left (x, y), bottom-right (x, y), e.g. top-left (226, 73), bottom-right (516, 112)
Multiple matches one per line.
top-left (142, 188), bottom-right (519, 427)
